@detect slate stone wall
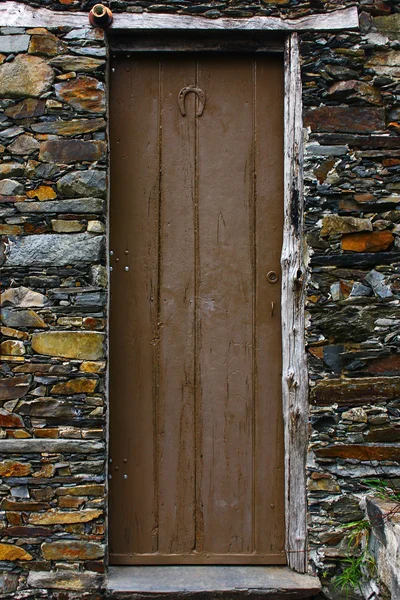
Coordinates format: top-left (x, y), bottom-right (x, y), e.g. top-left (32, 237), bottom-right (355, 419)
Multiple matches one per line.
top-left (0, 24), bottom-right (108, 598)
top-left (0, 0), bottom-right (399, 599)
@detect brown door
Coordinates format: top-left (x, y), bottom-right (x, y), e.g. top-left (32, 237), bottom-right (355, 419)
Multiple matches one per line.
top-left (109, 53), bottom-right (285, 565)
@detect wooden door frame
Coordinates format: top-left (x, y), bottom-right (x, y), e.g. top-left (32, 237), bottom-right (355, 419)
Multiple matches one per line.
top-left (1, 1), bottom-right (359, 574)
top-left (107, 32), bottom-right (307, 571)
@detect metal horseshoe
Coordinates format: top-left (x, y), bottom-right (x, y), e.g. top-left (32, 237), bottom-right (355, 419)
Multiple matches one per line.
top-left (178, 86), bottom-right (206, 117)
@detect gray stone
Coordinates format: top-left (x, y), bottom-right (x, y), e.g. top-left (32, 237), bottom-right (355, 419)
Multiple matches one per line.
top-left (307, 144), bottom-right (348, 157)
top-left (8, 134), bottom-right (39, 156)
top-left (0, 286), bottom-right (47, 307)
top-left (57, 170), bottom-right (106, 199)
top-left (50, 55), bottom-right (105, 72)
top-left (1, 308), bottom-right (47, 329)
top-left (15, 198), bottom-right (105, 214)
top-left (0, 375), bottom-right (32, 402)
top-left (0, 126), bottom-right (24, 139)
top-left (25, 160), bottom-right (61, 179)
top-left (349, 282), bottom-right (372, 298)
top-left (0, 179), bottom-right (23, 196)
top-left (27, 570), bottom-right (103, 591)
top-left (0, 35), bottom-right (30, 53)
top-left (0, 439), bottom-right (104, 453)
top-left (108, 566), bottom-right (321, 597)
top-left (6, 233), bottom-right (104, 266)
top-left (0, 54), bottom-right (54, 99)
top-left (18, 399), bottom-right (82, 419)
top-left (365, 269), bottom-right (393, 299)
top-left (90, 264), bottom-right (107, 288)
top-left (0, 162), bottom-right (25, 179)
top-left (0, 572), bottom-right (19, 594)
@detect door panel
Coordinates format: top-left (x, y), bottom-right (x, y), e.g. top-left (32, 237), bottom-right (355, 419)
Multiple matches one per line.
top-left (109, 54), bottom-right (285, 565)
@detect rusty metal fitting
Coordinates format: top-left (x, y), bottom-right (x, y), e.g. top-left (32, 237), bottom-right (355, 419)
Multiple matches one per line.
top-left (89, 4), bottom-right (113, 28)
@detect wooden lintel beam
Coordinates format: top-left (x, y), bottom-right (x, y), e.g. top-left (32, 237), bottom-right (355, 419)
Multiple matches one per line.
top-left (1, 2), bottom-right (359, 32)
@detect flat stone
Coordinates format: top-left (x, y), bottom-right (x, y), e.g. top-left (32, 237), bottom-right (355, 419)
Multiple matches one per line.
top-left (1, 308), bottom-right (47, 328)
top-left (28, 33), bottom-right (63, 57)
top-left (57, 170), bottom-right (106, 198)
top-left (5, 232), bottom-right (104, 266)
top-left (31, 117), bottom-right (106, 136)
top-left (27, 185), bottom-right (57, 201)
top-left (304, 107), bottom-right (385, 134)
top-left (1, 499), bottom-right (49, 511)
top-left (368, 354), bottom-right (400, 374)
top-left (0, 460), bottom-right (32, 477)
top-left (42, 540), bottom-right (104, 561)
top-left (320, 215), bottom-right (372, 237)
top-left (39, 139), bottom-right (106, 163)
top-left (0, 125), bottom-right (24, 139)
top-left (55, 76), bottom-right (105, 113)
top-left (51, 378), bottom-right (97, 395)
top-left (0, 54), bottom-right (54, 99)
top-left (4, 526), bottom-right (52, 537)
top-left (16, 197), bottom-right (105, 214)
top-left (366, 50), bottom-right (400, 77)
top-left (31, 331), bottom-right (105, 360)
top-left (0, 439), bottom-right (104, 453)
top-left (0, 162), bottom-right (25, 179)
top-left (5, 98), bottom-right (46, 120)
top-left (8, 134), bottom-right (40, 156)
top-left (365, 269), bottom-right (393, 299)
top-left (365, 426), bottom-right (400, 442)
top-left (327, 80), bottom-right (381, 105)
top-left (108, 567), bottom-right (321, 598)
top-left (18, 398), bottom-right (81, 418)
top-left (29, 509), bottom-right (102, 525)
top-left (1, 286), bottom-right (47, 308)
top-left (50, 55), bottom-right (105, 72)
top-left (0, 35), bottom-right (30, 53)
top-left (315, 444), bottom-right (400, 461)
top-left (51, 219), bottom-right (85, 233)
top-left (27, 570), bottom-right (103, 592)
top-left (375, 13), bottom-right (400, 41)
top-left (0, 543), bottom-right (32, 561)
top-left (0, 340), bottom-right (25, 356)
top-left (311, 377), bottom-right (400, 406)
top-left (341, 407), bottom-right (368, 423)
top-left (0, 375), bottom-right (31, 401)
top-left (0, 224), bottom-right (23, 235)
top-left (341, 231), bottom-right (394, 252)
top-left (56, 484), bottom-right (104, 496)
top-left (0, 408), bottom-right (24, 428)
top-left (349, 282), bottom-right (372, 298)
top-left (0, 179), bottom-right (24, 196)
top-left (307, 144), bottom-right (348, 157)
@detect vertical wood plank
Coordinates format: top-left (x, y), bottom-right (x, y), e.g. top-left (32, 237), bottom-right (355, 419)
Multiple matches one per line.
top-left (282, 33), bottom-right (308, 573)
top-left (109, 56), bottom-right (160, 556)
top-left (157, 57), bottom-right (196, 555)
top-left (196, 57), bottom-right (254, 554)
top-left (254, 56), bottom-right (286, 558)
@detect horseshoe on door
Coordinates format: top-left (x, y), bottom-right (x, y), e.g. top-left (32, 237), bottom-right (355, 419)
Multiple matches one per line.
top-left (178, 86), bottom-right (206, 117)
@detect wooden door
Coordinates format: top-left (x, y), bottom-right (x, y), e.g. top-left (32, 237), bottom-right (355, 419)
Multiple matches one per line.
top-left (109, 53), bottom-right (285, 565)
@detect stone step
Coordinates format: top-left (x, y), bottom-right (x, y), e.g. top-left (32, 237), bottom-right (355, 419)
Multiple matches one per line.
top-left (107, 566), bottom-right (321, 600)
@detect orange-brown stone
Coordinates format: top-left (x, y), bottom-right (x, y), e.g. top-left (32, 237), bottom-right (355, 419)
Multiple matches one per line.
top-left (0, 543), bottom-right (32, 561)
top-left (55, 76), bottom-right (105, 114)
top-left (29, 509), bottom-right (102, 525)
top-left (5, 98), bottom-right (46, 120)
top-left (0, 460), bottom-right (32, 477)
top-left (315, 444), bottom-right (400, 461)
top-left (341, 231), bottom-right (394, 252)
top-left (0, 410), bottom-right (24, 428)
top-left (26, 186), bottom-right (57, 201)
top-left (50, 378), bottom-right (97, 395)
top-left (41, 540), bottom-right (104, 561)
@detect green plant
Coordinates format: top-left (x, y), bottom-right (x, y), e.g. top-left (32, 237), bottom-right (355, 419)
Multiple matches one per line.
top-left (362, 478), bottom-right (400, 504)
top-left (332, 519), bottom-right (375, 598)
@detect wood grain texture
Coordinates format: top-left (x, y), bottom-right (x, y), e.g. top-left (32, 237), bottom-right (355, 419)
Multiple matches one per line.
top-left (109, 57), bottom-right (160, 556)
top-left (109, 54), bottom-right (286, 565)
top-left (282, 33), bottom-right (308, 573)
top-left (1, 2), bottom-right (358, 32)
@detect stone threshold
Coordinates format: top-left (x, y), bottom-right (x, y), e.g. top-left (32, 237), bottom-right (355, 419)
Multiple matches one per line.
top-left (106, 566), bottom-right (321, 599)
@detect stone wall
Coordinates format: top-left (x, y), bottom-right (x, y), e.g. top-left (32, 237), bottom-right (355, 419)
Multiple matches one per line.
top-left (0, 0), bottom-right (399, 599)
top-left (0, 24), bottom-right (108, 597)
